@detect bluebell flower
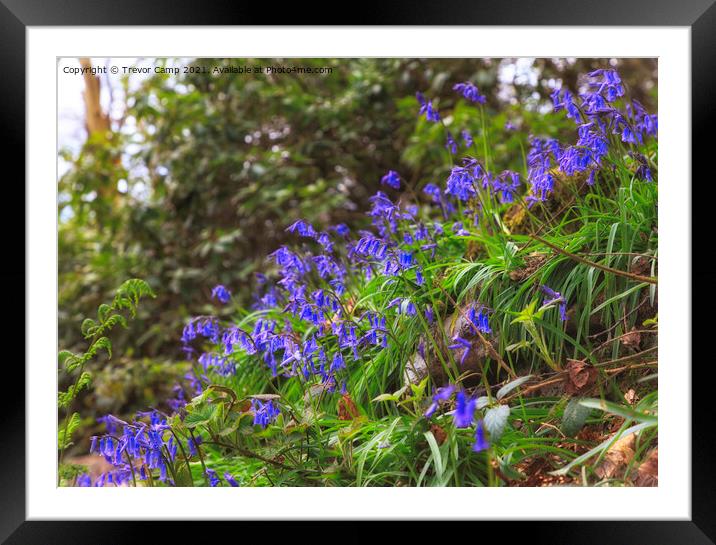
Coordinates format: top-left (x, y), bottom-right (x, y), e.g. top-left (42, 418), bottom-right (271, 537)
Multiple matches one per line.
top-left (423, 183), bottom-right (442, 204)
top-left (399, 252), bottom-right (413, 268)
top-left (224, 472), bottom-right (240, 487)
top-left (362, 312), bottom-right (387, 348)
top-left (197, 318), bottom-right (220, 342)
top-left (286, 219), bottom-right (318, 239)
top-left (424, 384), bottom-right (456, 418)
top-left (368, 191), bottom-right (399, 235)
top-left (453, 391), bottom-right (477, 428)
top-left (586, 69), bottom-right (624, 103)
top-left (416, 92), bottom-right (440, 122)
top-left (468, 306), bottom-right (492, 334)
top-left (541, 284), bottom-right (567, 322)
top-left (629, 152), bottom-right (653, 182)
top-left (461, 130), bottom-right (474, 147)
top-left (188, 435), bottom-right (203, 457)
top-left (472, 419), bottom-right (489, 452)
top-left (332, 223), bottom-right (350, 237)
top-left (251, 399), bottom-right (281, 428)
top-left (493, 171), bottom-right (520, 204)
top-left (551, 88), bottom-right (581, 120)
top-left (448, 335), bottom-right (472, 365)
top-left (355, 235), bottom-right (388, 260)
top-left (453, 82), bottom-right (486, 104)
top-left (445, 132), bottom-right (458, 154)
top-left (76, 473), bottom-right (92, 487)
top-left (330, 352), bottom-right (345, 373)
top-left (505, 121), bottom-right (517, 131)
top-left (181, 321), bottom-right (197, 344)
top-left (388, 297), bottom-right (417, 316)
top-left (381, 170), bottom-right (402, 190)
top-left (452, 222), bottom-right (470, 236)
top-left (414, 223), bottom-right (429, 241)
top-left (313, 254), bottom-right (343, 280)
top-left (425, 305), bottom-right (434, 325)
top-left (526, 137), bottom-right (561, 203)
top-left (316, 232), bottom-right (333, 253)
top-left (587, 170), bottom-right (596, 186)
top-left (97, 414), bottom-right (127, 434)
top-left (445, 164), bottom-right (477, 202)
top-left (270, 246), bottom-right (309, 278)
top-left (206, 469), bottom-right (221, 487)
top-left (211, 285), bottom-right (231, 304)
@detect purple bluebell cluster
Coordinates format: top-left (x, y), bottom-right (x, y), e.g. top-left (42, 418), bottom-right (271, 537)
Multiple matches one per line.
top-left (79, 67), bottom-right (655, 486)
top-left (529, 69), bottom-right (657, 204)
top-left (251, 398), bottom-right (280, 428)
top-left (453, 82), bottom-right (487, 104)
top-left (424, 385), bottom-right (492, 451)
top-left (85, 411), bottom-right (179, 486)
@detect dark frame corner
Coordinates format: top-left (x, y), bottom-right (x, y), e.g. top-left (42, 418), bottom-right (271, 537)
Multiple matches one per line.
top-left (3, 0), bottom-right (714, 543)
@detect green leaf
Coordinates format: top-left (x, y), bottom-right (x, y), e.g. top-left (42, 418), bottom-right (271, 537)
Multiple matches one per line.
top-left (184, 404), bottom-right (219, 428)
top-left (372, 393), bottom-right (400, 403)
top-left (97, 303), bottom-right (112, 323)
top-left (58, 372), bottom-right (92, 408)
top-left (484, 405), bottom-right (510, 441)
top-left (174, 462), bottom-right (195, 487)
top-left (88, 337), bottom-right (112, 360)
top-left (81, 318), bottom-right (97, 338)
top-left (102, 313), bottom-right (128, 331)
top-left (551, 422), bottom-right (655, 476)
top-left (58, 412), bottom-right (81, 450)
top-left (58, 350), bottom-right (74, 368)
top-left (579, 398), bottom-right (657, 425)
top-left (496, 375), bottom-right (532, 400)
top-left (424, 431), bottom-right (444, 480)
top-left (113, 278), bottom-right (156, 317)
top-left (59, 350), bottom-right (81, 372)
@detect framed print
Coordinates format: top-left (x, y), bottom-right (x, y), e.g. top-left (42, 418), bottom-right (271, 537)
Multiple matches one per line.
top-left (3, 0), bottom-right (715, 543)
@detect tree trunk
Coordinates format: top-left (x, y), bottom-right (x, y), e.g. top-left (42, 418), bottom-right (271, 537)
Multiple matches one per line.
top-left (80, 58), bottom-right (110, 138)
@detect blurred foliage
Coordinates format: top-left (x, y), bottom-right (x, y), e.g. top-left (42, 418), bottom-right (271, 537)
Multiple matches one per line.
top-left (59, 57), bottom-right (656, 374)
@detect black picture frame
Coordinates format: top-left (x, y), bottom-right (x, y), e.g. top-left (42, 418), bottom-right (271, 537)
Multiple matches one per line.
top-left (3, 1), bottom-right (713, 543)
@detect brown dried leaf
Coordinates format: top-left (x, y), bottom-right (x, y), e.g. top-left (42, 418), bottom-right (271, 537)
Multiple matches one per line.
top-left (564, 359), bottom-right (598, 395)
top-left (621, 327), bottom-right (642, 349)
top-left (509, 252), bottom-right (548, 282)
top-left (430, 424), bottom-right (447, 446)
top-left (630, 255), bottom-right (652, 276)
top-left (595, 433), bottom-right (635, 480)
top-left (249, 394), bottom-right (281, 401)
top-left (624, 389), bottom-right (638, 405)
top-left (338, 393), bottom-right (360, 421)
top-left (634, 447), bottom-right (658, 487)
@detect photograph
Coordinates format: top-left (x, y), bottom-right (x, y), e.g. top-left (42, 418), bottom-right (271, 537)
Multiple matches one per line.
top-left (57, 56), bottom-right (660, 488)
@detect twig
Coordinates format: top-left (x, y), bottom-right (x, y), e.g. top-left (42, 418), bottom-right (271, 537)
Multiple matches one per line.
top-left (530, 234), bottom-right (658, 285)
top-left (499, 347), bottom-right (659, 403)
top-left (590, 330), bottom-right (657, 355)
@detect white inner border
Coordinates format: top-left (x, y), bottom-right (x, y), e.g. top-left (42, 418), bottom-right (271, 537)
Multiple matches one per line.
top-left (28, 27), bottom-right (690, 520)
